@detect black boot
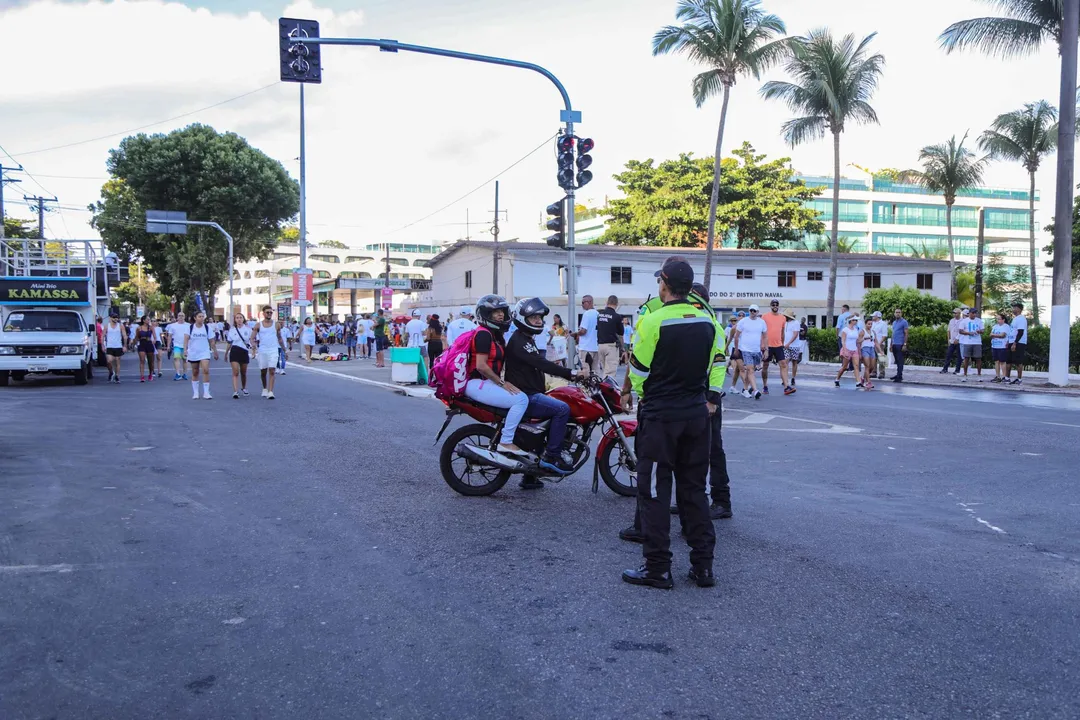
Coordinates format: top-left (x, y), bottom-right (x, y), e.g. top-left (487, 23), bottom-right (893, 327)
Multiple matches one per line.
top-left (622, 565), bottom-right (673, 589)
top-left (618, 526), bottom-right (644, 544)
top-left (710, 502), bottom-right (733, 519)
top-left (688, 566), bottom-right (716, 588)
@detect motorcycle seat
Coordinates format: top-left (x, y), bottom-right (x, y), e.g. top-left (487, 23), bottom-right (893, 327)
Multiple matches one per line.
top-left (453, 397), bottom-right (547, 423)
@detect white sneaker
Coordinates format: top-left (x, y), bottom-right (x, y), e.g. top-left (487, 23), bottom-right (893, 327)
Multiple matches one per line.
top-left (279, 370), bottom-right (286, 375)
top-left (242, 389), bottom-right (249, 396)
top-left (261, 389), bottom-right (269, 398)
top-left (192, 393), bottom-right (200, 400)
top-left (204, 393), bottom-right (213, 400)
top-left (267, 391), bottom-right (275, 400)
top-left (742, 390), bottom-right (752, 398)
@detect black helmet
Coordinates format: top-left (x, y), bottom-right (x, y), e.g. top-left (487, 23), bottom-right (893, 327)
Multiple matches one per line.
top-left (511, 297), bottom-right (549, 335)
top-left (475, 294), bottom-right (511, 334)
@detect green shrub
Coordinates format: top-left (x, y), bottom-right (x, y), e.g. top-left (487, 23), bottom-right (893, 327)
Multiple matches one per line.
top-left (807, 327), bottom-right (838, 362)
top-left (863, 286), bottom-right (960, 327)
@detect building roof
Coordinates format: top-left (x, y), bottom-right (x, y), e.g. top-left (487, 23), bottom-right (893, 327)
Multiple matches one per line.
top-left (426, 240), bottom-right (954, 268)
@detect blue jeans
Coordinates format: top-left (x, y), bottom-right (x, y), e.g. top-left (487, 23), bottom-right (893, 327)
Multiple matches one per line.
top-left (526, 393), bottom-right (570, 456)
top-left (278, 347), bottom-right (287, 370)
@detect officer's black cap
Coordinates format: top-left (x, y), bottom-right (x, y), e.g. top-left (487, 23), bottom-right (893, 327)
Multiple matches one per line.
top-left (655, 259), bottom-right (694, 291)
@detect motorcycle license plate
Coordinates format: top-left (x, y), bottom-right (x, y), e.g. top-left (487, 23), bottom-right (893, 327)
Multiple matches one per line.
top-left (27, 365), bottom-right (49, 372)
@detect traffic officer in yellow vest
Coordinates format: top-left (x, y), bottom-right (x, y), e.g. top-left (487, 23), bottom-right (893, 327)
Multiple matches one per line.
top-left (621, 258), bottom-right (720, 589)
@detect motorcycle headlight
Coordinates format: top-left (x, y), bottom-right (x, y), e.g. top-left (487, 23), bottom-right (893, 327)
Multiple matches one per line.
top-left (0, 346), bottom-right (15, 355)
top-left (60, 345), bottom-right (84, 355)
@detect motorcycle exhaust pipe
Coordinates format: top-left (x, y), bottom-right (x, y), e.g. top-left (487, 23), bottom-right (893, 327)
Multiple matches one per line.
top-left (457, 443), bottom-right (526, 473)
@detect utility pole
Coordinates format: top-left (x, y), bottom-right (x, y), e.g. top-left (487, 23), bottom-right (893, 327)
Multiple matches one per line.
top-left (0, 164), bottom-right (24, 240)
top-left (299, 83), bottom-right (308, 325)
top-left (1049, 0), bottom-right (1078, 386)
top-left (24, 195), bottom-right (57, 239)
top-left (490, 181), bottom-right (508, 294)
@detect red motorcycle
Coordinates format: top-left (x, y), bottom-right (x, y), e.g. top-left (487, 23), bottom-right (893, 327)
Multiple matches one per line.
top-left (435, 375), bottom-right (638, 496)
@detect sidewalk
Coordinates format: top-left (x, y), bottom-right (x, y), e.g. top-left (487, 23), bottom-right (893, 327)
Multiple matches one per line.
top-left (795, 360), bottom-right (1080, 396)
top-left (281, 347), bottom-right (435, 398)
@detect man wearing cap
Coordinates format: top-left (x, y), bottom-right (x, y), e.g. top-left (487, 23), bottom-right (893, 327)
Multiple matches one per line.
top-left (870, 311), bottom-right (890, 379)
top-left (942, 307), bottom-right (964, 375)
top-left (621, 259), bottom-right (719, 590)
top-left (446, 306), bottom-right (477, 346)
top-left (733, 305), bottom-right (767, 399)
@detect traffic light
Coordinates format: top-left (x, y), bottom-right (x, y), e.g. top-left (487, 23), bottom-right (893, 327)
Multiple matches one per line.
top-left (279, 18), bottom-right (322, 83)
top-left (556, 136), bottom-right (575, 190)
top-left (545, 198), bottom-right (566, 249)
top-left (576, 137), bottom-right (594, 188)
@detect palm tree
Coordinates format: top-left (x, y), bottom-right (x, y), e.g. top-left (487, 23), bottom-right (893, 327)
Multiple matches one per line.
top-left (761, 29), bottom-right (885, 327)
top-left (939, 0), bottom-right (1063, 59)
top-left (652, 0), bottom-right (788, 291)
top-left (905, 241), bottom-right (949, 260)
top-left (908, 133), bottom-right (988, 300)
top-left (797, 236), bottom-right (859, 253)
top-left (978, 101), bottom-right (1058, 324)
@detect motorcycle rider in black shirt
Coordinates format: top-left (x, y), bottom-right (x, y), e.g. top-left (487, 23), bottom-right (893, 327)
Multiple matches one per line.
top-left (505, 297), bottom-right (588, 483)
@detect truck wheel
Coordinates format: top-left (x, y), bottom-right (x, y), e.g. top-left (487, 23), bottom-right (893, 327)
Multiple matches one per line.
top-left (11, 372), bottom-right (25, 382)
top-left (74, 362), bottom-right (89, 385)
top-left (0, 371), bottom-right (8, 387)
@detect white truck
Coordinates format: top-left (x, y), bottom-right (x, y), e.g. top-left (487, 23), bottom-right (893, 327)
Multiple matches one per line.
top-left (0, 238), bottom-right (104, 387)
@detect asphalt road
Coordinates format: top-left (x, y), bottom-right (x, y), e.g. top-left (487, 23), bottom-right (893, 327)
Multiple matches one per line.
top-left (2, 356), bottom-right (1078, 719)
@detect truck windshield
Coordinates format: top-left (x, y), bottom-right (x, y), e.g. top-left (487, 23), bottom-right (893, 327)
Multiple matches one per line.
top-left (3, 311), bottom-right (83, 332)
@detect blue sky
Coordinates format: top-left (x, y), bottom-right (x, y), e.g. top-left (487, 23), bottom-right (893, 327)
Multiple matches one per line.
top-left (0, 0), bottom-right (1065, 247)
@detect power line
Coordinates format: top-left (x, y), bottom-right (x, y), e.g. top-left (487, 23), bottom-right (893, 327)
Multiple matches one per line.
top-left (6, 83), bottom-right (278, 159)
top-left (382, 131), bottom-right (558, 237)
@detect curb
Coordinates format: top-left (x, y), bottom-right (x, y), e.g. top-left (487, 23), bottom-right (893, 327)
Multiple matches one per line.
top-left (286, 362), bottom-right (434, 398)
top-left (796, 363), bottom-right (1078, 396)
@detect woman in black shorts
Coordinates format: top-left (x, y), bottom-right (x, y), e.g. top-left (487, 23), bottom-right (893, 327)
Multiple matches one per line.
top-left (226, 311), bottom-right (253, 399)
top-left (426, 314), bottom-right (445, 365)
top-left (136, 316), bottom-right (157, 382)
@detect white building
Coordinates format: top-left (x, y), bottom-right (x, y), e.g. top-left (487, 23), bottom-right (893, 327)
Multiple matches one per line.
top-left (213, 241), bottom-right (446, 320)
top-left (414, 241), bottom-right (952, 328)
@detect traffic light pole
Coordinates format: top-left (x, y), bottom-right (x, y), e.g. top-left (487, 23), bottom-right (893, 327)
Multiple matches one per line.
top-left (298, 83), bottom-right (308, 325)
top-left (296, 36), bottom-right (582, 334)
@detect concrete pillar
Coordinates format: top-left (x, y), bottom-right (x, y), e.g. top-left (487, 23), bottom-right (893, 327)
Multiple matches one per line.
top-left (350, 289), bottom-right (357, 316)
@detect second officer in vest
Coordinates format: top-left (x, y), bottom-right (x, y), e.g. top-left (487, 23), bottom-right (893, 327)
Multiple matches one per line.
top-left (622, 259), bottom-right (719, 589)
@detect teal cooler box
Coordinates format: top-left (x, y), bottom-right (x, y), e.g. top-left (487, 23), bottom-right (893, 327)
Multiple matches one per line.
top-left (390, 346), bottom-right (427, 384)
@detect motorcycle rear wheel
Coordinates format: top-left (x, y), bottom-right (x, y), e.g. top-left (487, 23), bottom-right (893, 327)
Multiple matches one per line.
top-left (440, 423), bottom-right (512, 496)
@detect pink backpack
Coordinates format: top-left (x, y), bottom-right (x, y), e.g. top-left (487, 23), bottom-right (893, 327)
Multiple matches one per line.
top-left (429, 328), bottom-right (480, 402)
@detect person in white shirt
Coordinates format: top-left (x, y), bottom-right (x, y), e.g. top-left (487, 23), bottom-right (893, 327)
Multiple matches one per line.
top-left (183, 311), bottom-right (219, 399)
top-left (405, 311), bottom-right (426, 349)
top-left (733, 304), bottom-right (768, 399)
top-left (782, 312), bottom-right (802, 387)
top-left (574, 294), bottom-right (599, 374)
top-left (152, 319), bottom-right (165, 378)
top-left (103, 315), bottom-right (128, 383)
top-left (870, 311), bottom-right (890, 379)
top-left (165, 312), bottom-right (191, 380)
top-left (835, 315), bottom-right (864, 388)
top-left (300, 317), bottom-right (317, 362)
top-left (251, 305), bottom-right (284, 399)
top-left (445, 307), bottom-right (477, 345)
top-left (958, 307), bottom-right (985, 380)
top-left (989, 312), bottom-right (1012, 383)
top-left (858, 316), bottom-right (882, 389)
top-left (226, 312), bottom-right (253, 398)
top-left (1005, 301), bottom-right (1029, 385)
top-left (359, 314), bottom-right (374, 358)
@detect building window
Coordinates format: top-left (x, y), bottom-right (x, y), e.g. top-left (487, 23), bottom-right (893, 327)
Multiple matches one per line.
top-left (916, 273), bottom-right (933, 290)
top-left (254, 269), bottom-right (270, 278)
top-left (807, 271), bottom-right (823, 281)
top-left (736, 269), bottom-right (754, 280)
top-left (778, 270), bottom-right (796, 288)
top-left (345, 256), bottom-right (375, 264)
top-left (465, 270), bottom-right (472, 289)
top-left (611, 266), bottom-right (632, 284)
top-left (863, 272), bottom-right (881, 289)
top-left (310, 254), bottom-right (340, 264)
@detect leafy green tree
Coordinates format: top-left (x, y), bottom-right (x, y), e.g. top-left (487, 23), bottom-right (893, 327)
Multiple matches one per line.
top-left (862, 286), bottom-right (960, 327)
top-left (904, 133), bottom-right (987, 301)
top-left (278, 226), bottom-right (301, 244)
top-left (602, 154), bottom-right (713, 247)
top-left (2, 217), bottom-right (36, 239)
top-left (719, 142), bottom-right (824, 247)
top-left (939, 1), bottom-right (1066, 58)
top-left (984, 252), bottom-right (1034, 313)
top-left (761, 29), bottom-right (885, 327)
top-left (319, 240), bottom-right (348, 249)
top-left (601, 144), bottom-right (823, 248)
top-left (954, 270), bottom-right (977, 308)
top-left (906, 241), bottom-right (948, 260)
top-left (1042, 194), bottom-right (1080, 285)
top-left (90, 124), bottom-right (299, 312)
top-left (652, 0), bottom-right (788, 289)
top-left (979, 101), bottom-right (1058, 324)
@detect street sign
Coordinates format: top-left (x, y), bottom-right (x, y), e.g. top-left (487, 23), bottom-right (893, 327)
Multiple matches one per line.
top-left (410, 278), bottom-right (431, 291)
top-left (380, 287), bottom-right (393, 310)
top-left (277, 302), bottom-right (291, 319)
top-left (136, 305), bottom-right (145, 318)
top-left (145, 210), bottom-right (187, 235)
top-left (293, 268), bottom-right (313, 307)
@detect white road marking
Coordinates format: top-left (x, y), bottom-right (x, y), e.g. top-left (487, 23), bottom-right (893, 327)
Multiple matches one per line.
top-left (223, 617), bottom-right (246, 625)
top-left (1022, 452), bottom-right (1043, 456)
top-left (286, 362), bottom-right (429, 396)
top-left (731, 412), bottom-right (774, 424)
top-left (0, 563), bottom-right (97, 574)
top-left (976, 518), bottom-right (1007, 534)
top-left (1041, 421), bottom-right (1080, 428)
top-left (129, 446), bottom-right (154, 451)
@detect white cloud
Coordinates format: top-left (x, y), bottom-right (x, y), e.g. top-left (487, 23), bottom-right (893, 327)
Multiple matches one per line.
top-left (0, 0), bottom-right (1069, 250)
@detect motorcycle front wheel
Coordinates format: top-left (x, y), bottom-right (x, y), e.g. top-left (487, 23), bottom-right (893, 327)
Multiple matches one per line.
top-left (597, 435), bottom-right (637, 497)
top-left (440, 423), bottom-right (512, 496)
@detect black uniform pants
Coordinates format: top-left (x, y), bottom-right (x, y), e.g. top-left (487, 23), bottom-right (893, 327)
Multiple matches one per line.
top-left (635, 413), bottom-right (715, 573)
top-left (707, 409), bottom-right (730, 507)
